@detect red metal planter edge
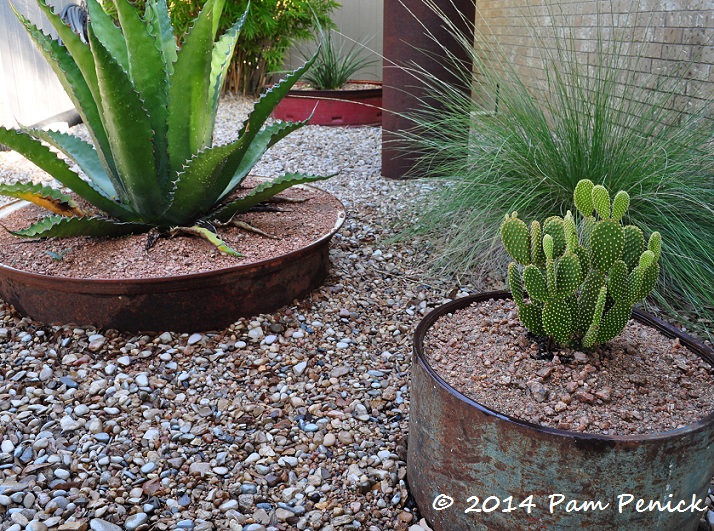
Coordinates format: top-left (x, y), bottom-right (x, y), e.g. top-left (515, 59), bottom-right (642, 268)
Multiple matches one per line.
top-left (272, 81), bottom-right (383, 127)
top-left (409, 291), bottom-right (714, 531)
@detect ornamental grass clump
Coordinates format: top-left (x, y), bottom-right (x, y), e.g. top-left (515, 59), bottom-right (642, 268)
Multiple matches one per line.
top-left (299, 27), bottom-right (377, 90)
top-left (501, 179), bottom-right (661, 349)
top-left (0, 0), bottom-right (330, 256)
top-left (396, 0), bottom-right (714, 335)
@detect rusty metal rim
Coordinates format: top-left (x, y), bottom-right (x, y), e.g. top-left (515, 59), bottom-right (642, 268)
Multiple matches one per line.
top-left (287, 81), bottom-right (383, 99)
top-left (414, 290), bottom-right (714, 443)
top-left (0, 186), bottom-right (345, 292)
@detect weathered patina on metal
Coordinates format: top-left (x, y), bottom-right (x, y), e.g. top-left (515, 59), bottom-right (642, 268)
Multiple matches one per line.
top-left (409, 291), bottom-right (714, 530)
top-left (0, 194), bottom-right (345, 332)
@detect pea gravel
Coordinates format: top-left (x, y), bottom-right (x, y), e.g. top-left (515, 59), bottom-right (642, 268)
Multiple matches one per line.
top-left (0, 95), bottom-right (712, 531)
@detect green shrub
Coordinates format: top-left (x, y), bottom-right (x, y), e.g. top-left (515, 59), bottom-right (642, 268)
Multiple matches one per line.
top-left (398, 0), bottom-right (714, 334)
top-left (164, 0), bottom-right (338, 94)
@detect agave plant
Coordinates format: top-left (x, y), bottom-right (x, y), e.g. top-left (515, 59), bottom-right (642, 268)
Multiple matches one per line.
top-left (0, 0), bottom-right (330, 256)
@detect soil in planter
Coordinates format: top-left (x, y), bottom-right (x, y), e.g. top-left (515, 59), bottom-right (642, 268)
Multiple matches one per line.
top-left (424, 297), bottom-right (714, 436)
top-left (0, 180), bottom-right (341, 280)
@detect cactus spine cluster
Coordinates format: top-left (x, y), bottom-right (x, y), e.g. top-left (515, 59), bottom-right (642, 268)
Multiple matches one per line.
top-left (500, 179), bottom-right (661, 349)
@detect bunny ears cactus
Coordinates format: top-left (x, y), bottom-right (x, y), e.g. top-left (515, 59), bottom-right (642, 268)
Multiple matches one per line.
top-left (501, 179), bottom-right (661, 349)
top-left (0, 0), bottom-right (330, 256)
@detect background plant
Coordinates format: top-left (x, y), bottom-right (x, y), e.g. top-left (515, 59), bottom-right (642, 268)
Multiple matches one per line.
top-left (161, 0), bottom-right (338, 94)
top-left (501, 179), bottom-right (661, 349)
top-left (396, 0), bottom-right (714, 336)
top-left (0, 0), bottom-right (330, 256)
top-left (297, 27), bottom-right (377, 90)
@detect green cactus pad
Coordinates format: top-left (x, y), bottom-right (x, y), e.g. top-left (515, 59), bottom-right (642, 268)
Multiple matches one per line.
top-left (622, 225), bottom-right (645, 271)
top-left (543, 216), bottom-right (566, 258)
top-left (582, 285), bottom-right (608, 348)
top-left (563, 211), bottom-right (578, 252)
top-left (571, 243), bottom-right (589, 272)
top-left (626, 266), bottom-right (644, 304)
top-left (589, 219), bottom-right (624, 271)
top-left (639, 249), bottom-right (655, 269)
top-left (607, 260), bottom-right (629, 304)
top-left (648, 231), bottom-right (662, 262)
top-left (611, 190), bottom-right (630, 221)
top-left (573, 179), bottom-right (595, 216)
top-left (555, 253), bottom-right (582, 298)
top-left (577, 269), bottom-right (606, 332)
top-left (592, 185), bottom-right (611, 219)
top-left (581, 215), bottom-right (596, 249)
top-left (542, 234), bottom-right (554, 260)
top-left (635, 261), bottom-right (659, 302)
top-left (523, 264), bottom-right (548, 302)
top-left (542, 299), bottom-right (574, 344)
top-left (530, 221), bottom-right (544, 267)
top-left (508, 262), bottom-right (525, 306)
top-left (500, 213), bottom-right (531, 265)
top-left (596, 302), bottom-right (632, 344)
top-left (517, 301), bottom-right (545, 336)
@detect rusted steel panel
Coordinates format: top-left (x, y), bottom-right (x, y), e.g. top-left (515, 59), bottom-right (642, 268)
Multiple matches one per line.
top-left (409, 291), bottom-right (714, 530)
top-left (382, 0), bottom-right (475, 178)
top-left (0, 198), bottom-right (345, 332)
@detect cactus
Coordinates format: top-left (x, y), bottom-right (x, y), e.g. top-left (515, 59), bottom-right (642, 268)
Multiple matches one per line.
top-left (500, 179), bottom-right (661, 349)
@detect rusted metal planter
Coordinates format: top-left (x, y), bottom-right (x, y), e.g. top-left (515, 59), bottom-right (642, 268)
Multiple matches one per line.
top-left (271, 81), bottom-right (382, 126)
top-left (409, 291), bottom-right (714, 530)
top-left (0, 195), bottom-right (345, 333)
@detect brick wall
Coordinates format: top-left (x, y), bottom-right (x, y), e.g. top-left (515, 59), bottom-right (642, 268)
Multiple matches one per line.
top-left (473, 0), bottom-right (713, 111)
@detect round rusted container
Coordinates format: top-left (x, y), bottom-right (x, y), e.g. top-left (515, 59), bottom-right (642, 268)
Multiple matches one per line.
top-left (0, 194), bottom-right (345, 333)
top-left (272, 82), bottom-right (382, 126)
top-left (409, 291), bottom-right (714, 530)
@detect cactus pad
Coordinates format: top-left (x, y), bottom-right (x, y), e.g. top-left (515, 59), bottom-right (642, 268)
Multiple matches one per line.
top-left (543, 216), bottom-right (566, 258)
top-left (500, 213), bottom-right (531, 265)
top-left (554, 253), bottom-right (582, 298)
top-left (589, 219), bottom-right (624, 271)
top-left (611, 190), bottom-right (630, 221)
top-left (542, 299), bottom-right (574, 344)
top-left (592, 185), bottom-right (611, 219)
top-left (574, 179), bottom-right (595, 215)
top-left (523, 264), bottom-right (548, 302)
top-left (622, 225), bottom-right (645, 271)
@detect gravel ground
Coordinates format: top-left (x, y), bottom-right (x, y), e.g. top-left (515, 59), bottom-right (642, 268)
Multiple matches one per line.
top-left (0, 95), bottom-right (712, 531)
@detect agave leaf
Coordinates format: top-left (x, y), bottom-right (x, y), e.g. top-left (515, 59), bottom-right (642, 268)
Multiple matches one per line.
top-left (206, 6), bottom-right (248, 137)
top-left (209, 173), bottom-right (335, 223)
top-left (167, 0), bottom-right (219, 173)
top-left (205, 58), bottom-right (316, 200)
top-left (85, 0), bottom-right (129, 72)
top-left (9, 215), bottom-right (150, 239)
top-left (164, 142), bottom-right (236, 225)
top-left (88, 24), bottom-right (169, 221)
top-left (114, 0), bottom-right (171, 187)
top-left (28, 129), bottom-right (117, 200)
top-left (0, 128), bottom-right (135, 221)
top-left (236, 56), bottom-right (316, 151)
top-left (12, 5), bottom-right (119, 187)
top-left (0, 182), bottom-right (86, 217)
top-left (218, 119), bottom-right (310, 201)
top-left (171, 225), bottom-right (242, 257)
top-left (144, 0), bottom-right (178, 74)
